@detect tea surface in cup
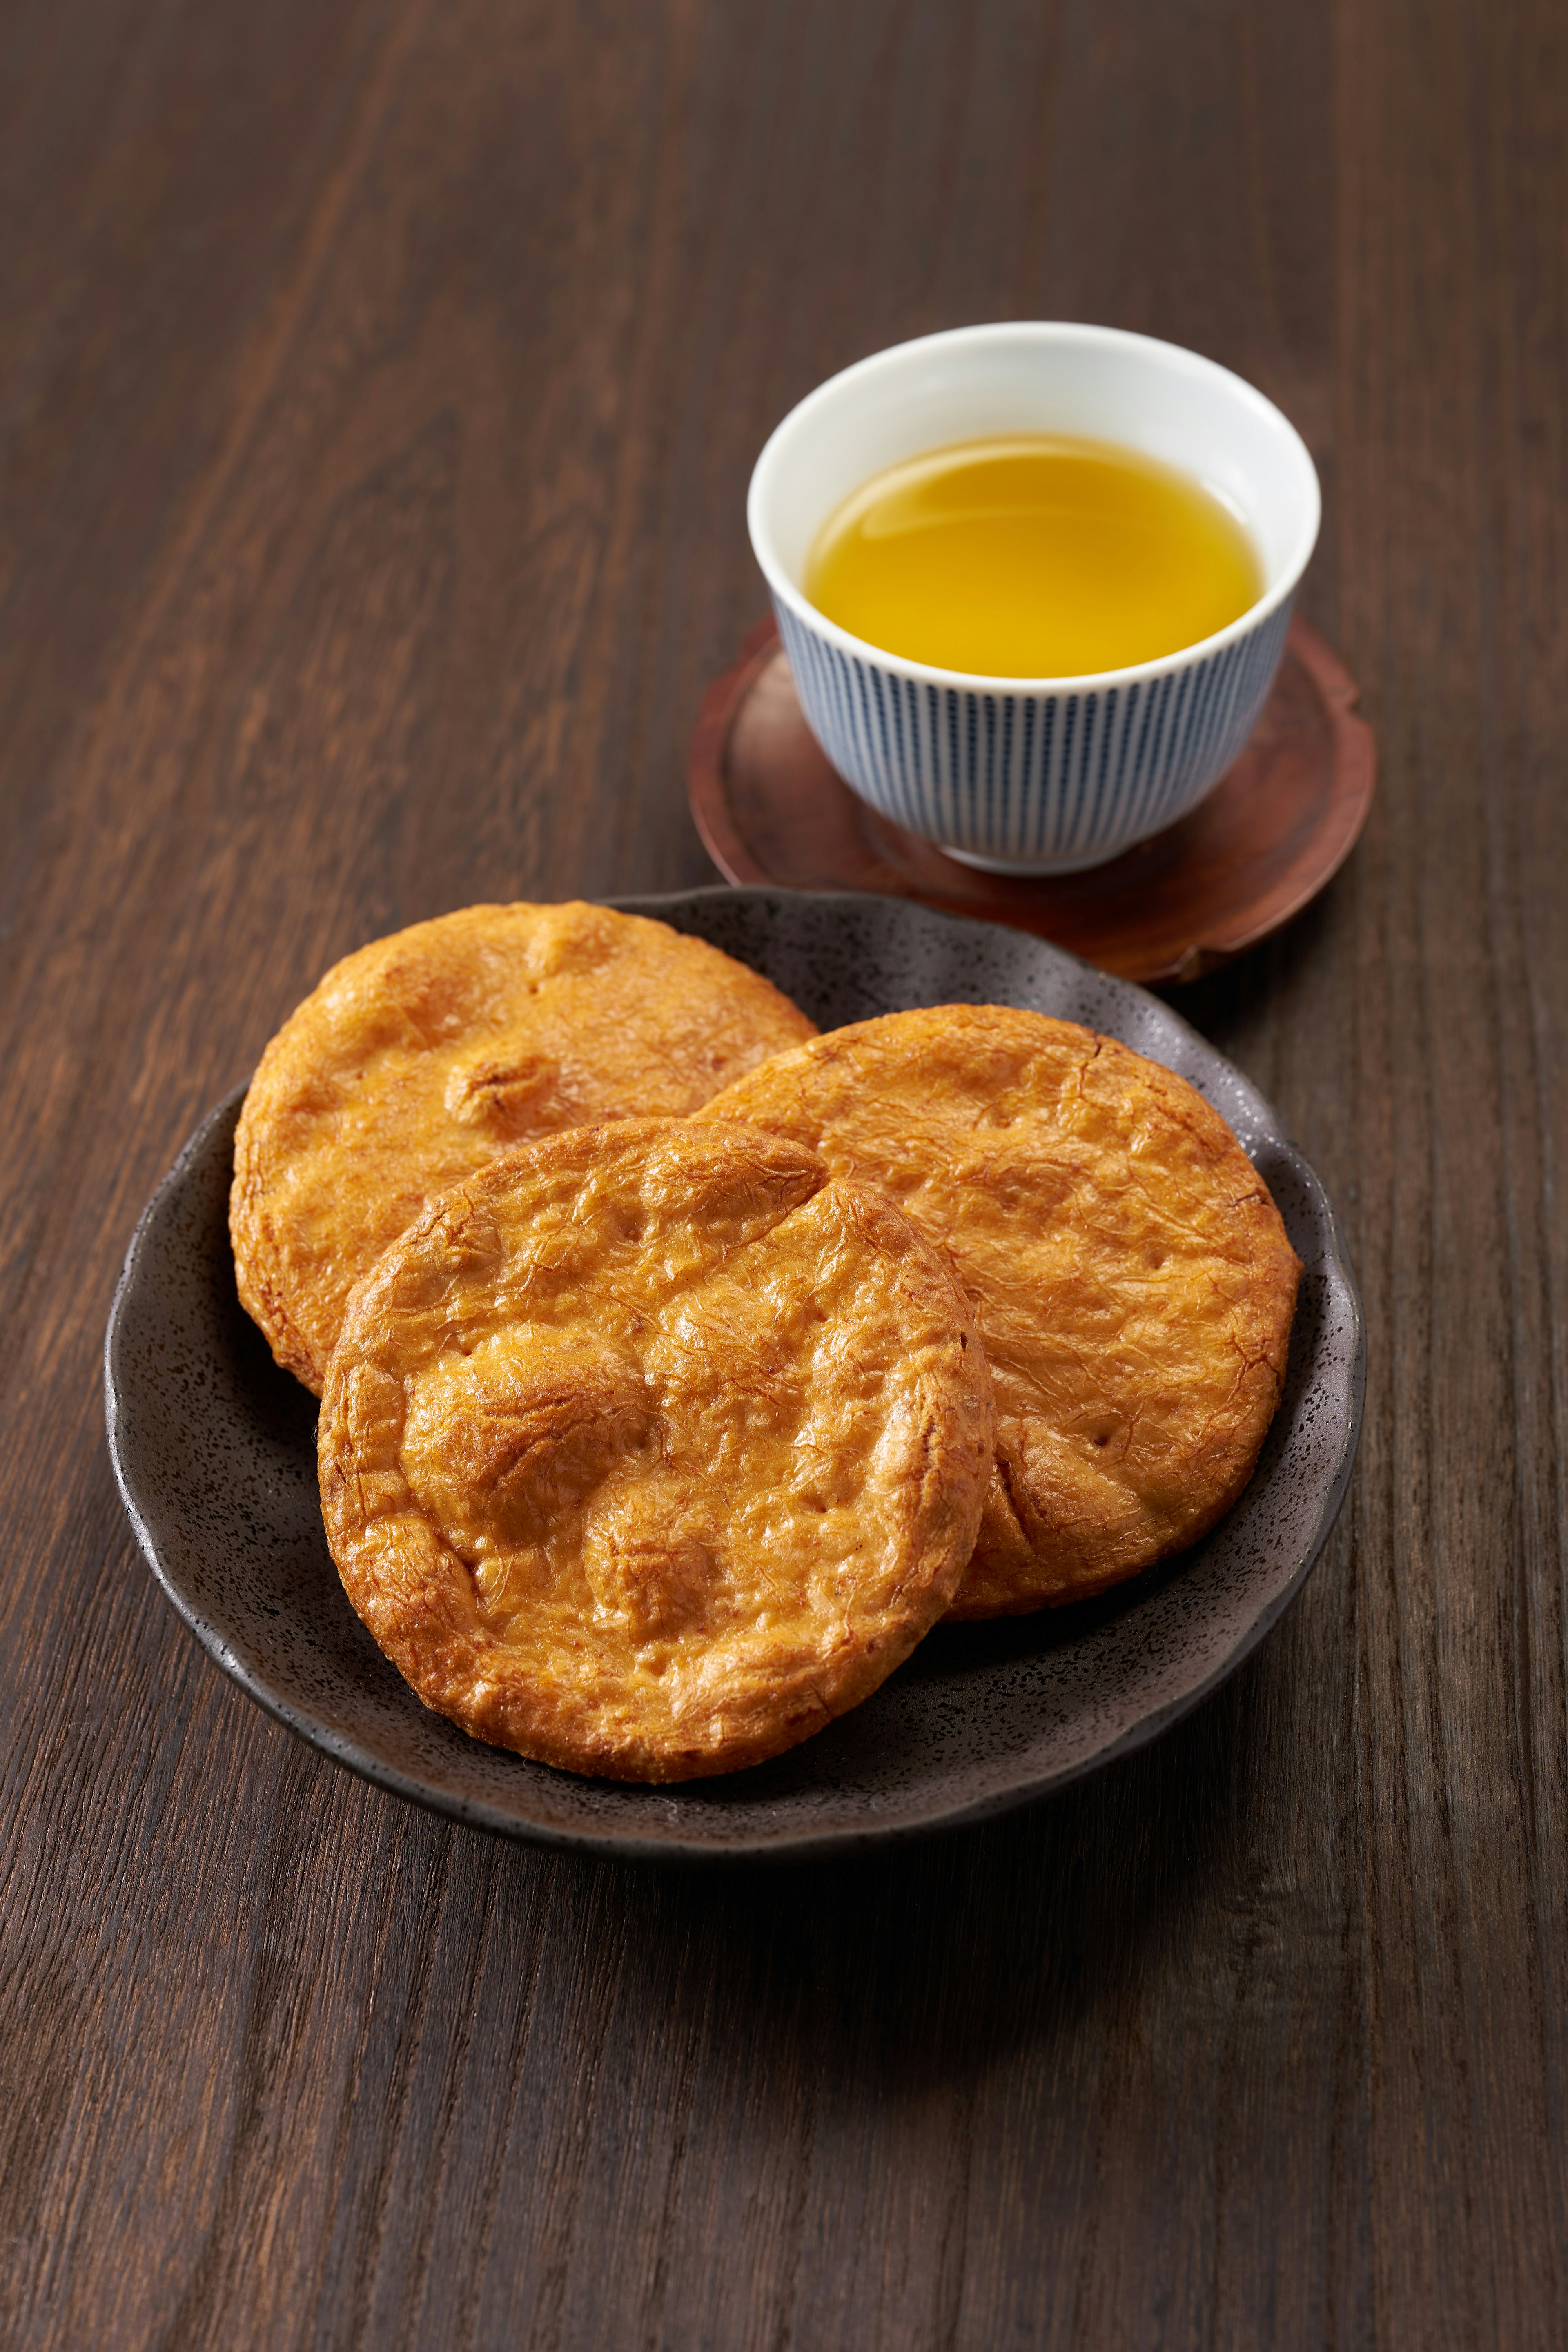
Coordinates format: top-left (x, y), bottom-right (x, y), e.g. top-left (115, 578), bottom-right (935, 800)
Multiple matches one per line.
top-left (804, 434), bottom-right (1262, 680)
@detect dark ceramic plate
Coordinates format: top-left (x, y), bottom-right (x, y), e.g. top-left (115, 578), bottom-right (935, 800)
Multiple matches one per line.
top-left (105, 889), bottom-right (1363, 1863)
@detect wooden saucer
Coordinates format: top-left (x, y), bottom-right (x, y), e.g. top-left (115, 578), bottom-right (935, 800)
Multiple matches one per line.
top-left (688, 617), bottom-right (1374, 984)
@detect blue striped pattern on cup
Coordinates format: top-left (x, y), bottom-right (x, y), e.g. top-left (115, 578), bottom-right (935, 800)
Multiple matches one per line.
top-left (775, 597), bottom-right (1294, 872)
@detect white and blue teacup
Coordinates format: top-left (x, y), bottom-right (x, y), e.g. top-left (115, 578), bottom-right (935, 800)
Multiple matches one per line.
top-left (747, 323), bottom-right (1320, 875)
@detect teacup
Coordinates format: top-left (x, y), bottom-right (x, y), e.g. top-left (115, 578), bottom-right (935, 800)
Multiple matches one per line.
top-left (747, 323), bottom-right (1320, 874)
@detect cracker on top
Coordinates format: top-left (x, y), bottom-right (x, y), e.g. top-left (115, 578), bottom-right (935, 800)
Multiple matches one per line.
top-left (318, 1120), bottom-right (994, 1782)
top-left (701, 1005), bottom-right (1302, 1616)
top-left (230, 902), bottom-right (816, 1392)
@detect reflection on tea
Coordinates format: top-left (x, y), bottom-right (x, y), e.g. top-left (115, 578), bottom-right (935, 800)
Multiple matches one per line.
top-left (805, 434), bottom-right (1262, 679)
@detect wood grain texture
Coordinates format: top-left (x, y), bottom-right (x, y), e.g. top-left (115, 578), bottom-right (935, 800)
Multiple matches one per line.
top-left (1, 0), bottom-right (1564, 2343)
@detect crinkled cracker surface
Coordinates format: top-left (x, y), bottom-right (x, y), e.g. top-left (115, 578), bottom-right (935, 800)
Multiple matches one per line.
top-left (231, 902), bottom-right (815, 1391)
top-left (702, 1006), bottom-right (1301, 1615)
top-left (318, 1120), bottom-right (995, 1781)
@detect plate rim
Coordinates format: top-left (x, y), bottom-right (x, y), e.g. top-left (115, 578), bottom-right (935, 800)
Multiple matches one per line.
top-left (105, 886), bottom-right (1366, 1864)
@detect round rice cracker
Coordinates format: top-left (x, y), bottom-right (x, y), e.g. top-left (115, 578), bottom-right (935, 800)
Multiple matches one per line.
top-left (318, 1120), bottom-right (995, 1782)
top-left (231, 901), bottom-right (816, 1393)
top-left (701, 1006), bottom-right (1302, 1616)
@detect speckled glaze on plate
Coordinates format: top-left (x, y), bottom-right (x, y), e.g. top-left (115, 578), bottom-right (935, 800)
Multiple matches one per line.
top-left (105, 890), bottom-right (1363, 1863)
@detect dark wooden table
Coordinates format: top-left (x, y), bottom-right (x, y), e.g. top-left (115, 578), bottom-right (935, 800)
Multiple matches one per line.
top-left (4, 2), bottom-right (1564, 2343)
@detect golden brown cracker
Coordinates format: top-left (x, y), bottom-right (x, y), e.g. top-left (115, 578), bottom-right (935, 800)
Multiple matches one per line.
top-left (702, 1005), bottom-right (1301, 1614)
top-left (318, 1120), bottom-right (995, 1781)
top-left (231, 902), bottom-right (815, 1390)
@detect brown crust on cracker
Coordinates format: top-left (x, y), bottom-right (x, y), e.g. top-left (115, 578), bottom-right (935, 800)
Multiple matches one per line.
top-left (230, 902), bottom-right (816, 1392)
top-left (318, 1119), bottom-right (995, 1782)
top-left (701, 1006), bottom-right (1301, 1616)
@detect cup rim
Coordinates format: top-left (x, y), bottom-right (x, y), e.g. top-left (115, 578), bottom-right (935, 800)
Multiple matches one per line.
top-left (747, 321), bottom-right (1321, 696)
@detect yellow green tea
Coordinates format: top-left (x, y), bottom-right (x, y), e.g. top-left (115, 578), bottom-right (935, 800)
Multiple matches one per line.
top-left (804, 434), bottom-right (1262, 678)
